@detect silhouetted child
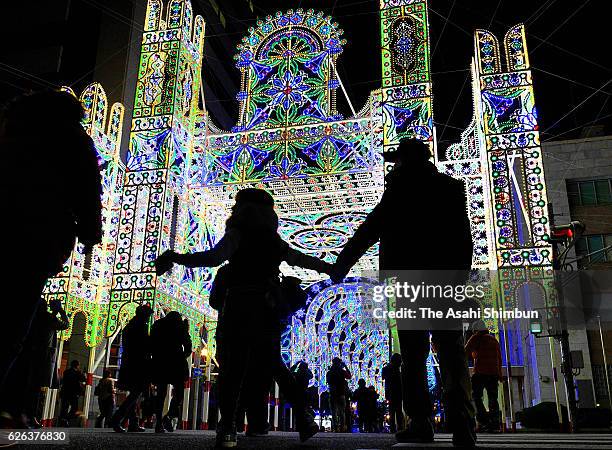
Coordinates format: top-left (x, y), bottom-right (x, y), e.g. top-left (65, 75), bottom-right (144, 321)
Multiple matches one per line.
top-left (155, 188), bottom-right (332, 447)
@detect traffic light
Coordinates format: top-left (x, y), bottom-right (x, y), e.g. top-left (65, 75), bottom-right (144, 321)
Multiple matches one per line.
top-left (550, 221), bottom-right (585, 245)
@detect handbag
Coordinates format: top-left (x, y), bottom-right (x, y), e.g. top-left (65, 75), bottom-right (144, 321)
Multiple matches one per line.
top-left (209, 264), bottom-right (231, 311)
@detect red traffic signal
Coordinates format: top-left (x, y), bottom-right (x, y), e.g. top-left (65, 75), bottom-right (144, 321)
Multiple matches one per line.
top-left (550, 221), bottom-right (585, 244)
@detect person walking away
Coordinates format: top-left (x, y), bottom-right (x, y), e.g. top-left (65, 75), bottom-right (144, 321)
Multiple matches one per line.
top-left (465, 320), bottom-right (502, 432)
top-left (292, 360), bottom-right (314, 414)
top-left (95, 369), bottom-right (115, 427)
top-left (2, 298), bottom-right (69, 428)
top-left (353, 379), bottom-right (369, 432)
top-left (326, 357), bottom-right (351, 432)
top-left (28, 299), bottom-right (70, 426)
top-left (292, 361), bottom-right (313, 393)
top-left (150, 311), bottom-right (192, 433)
top-left (366, 386), bottom-right (379, 432)
top-left (59, 360), bottom-right (86, 426)
top-left (155, 188), bottom-right (332, 448)
top-left (111, 304), bottom-right (153, 433)
top-left (0, 90), bottom-right (102, 403)
top-left (382, 353), bottom-right (404, 433)
top-left (332, 139), bottom-right (476, 447)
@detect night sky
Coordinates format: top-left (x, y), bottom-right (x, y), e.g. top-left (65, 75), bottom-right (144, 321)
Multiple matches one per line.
top-left (250, 0), bottom-right (611, 146)
top-left (1, 1), bottom-right (609, 147)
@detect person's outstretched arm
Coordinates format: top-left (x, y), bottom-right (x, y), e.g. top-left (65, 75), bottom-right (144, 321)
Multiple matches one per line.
top-left (155, 229), bottom-right (241, 275)
top-left (284, 244), bottom-right (333, 275)
top-left (333, 199), bottom-right (385, 281)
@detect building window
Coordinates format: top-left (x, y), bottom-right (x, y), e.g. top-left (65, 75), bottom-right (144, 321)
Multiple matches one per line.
top-left (567, 179), bottom-right (612, 207)
top-left (575, 233), bottom-right (612, 267)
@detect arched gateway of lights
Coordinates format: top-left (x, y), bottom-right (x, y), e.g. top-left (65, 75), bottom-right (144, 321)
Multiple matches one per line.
top-left (45, 0), bottom-right (557, 414)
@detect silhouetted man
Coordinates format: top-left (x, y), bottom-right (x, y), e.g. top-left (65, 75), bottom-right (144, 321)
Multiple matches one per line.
top-left (112, 304), bottom-right (153, 433)
top-left (59, 360), bottom-right (86, 426)
top-left (0, 90), bottom-right (102, 397)
top-left (366, 386), bottom-right (379, 432)
top-left (326, 357), bottom-right (351, 432)
top-left (465, 320), bottom-right (502, 432)
top-left (332, 139), bottom-right (476, 447)
top-left (150, 311), bottom-right (192, 433)
top-left (353, 379), bottom-right (371, 432)
top-left (292, 360), bottom-right (314, 410)
top-left (382, 353), bottom-right (404, 433)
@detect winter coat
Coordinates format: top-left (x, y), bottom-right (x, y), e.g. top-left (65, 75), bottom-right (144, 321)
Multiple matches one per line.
top-left (117, 317), bottom-right (151, 391)
top-left (150, 315), bottom-right (192, 384)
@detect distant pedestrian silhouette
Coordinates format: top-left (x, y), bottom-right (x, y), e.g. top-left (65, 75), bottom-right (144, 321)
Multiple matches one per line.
top-left (353, 378), bottom-right (371, 432)
top-left (59, 360), bottom-right (86, 426)
top-left (332, 139), bottom-right (476, 447)
top-left (326, 357), bottom-right (351, 432)
top-left (95, 369), bottom-right (115, 428)
top-left (291, 360), bottom-right (313, 393)
top-left (465, 320), bottom-right (502, 432)
top-left (382, 353), bottom-right (404, 433)
top-left (0, 90), bottom-right (102, 409)
top-left (366, 385), bottom-right (379, 432)
top-left (2, 298), bottom-right (69, 427)
top-left (155, 188), bottom-right (332, 448)
top-left (150, 311), bottom-right (192, 433)
top-left (111, 304), bottom-right (153, 433)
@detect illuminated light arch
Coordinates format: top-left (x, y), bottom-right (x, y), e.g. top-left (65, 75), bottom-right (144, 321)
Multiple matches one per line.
top-left (282, 277), bottom-right (389, 395)
top-left (44, 1), bottom-right (558, 409)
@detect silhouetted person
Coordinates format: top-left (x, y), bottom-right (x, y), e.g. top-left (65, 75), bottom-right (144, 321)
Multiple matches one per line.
top-left (111, 304), bottom-right (153, 433)
top-left (320, 390), bottom-right (331, 426)
top-left (95, 369), bottom-right (115, 428)
top-left (150, 311), bottom-right (192, 433)
top-left (2, 298), bottom-right (69, 428)
top-left (465, 320), bottom-right (502, 432)
top-left (382, 353), bottom-right (404, 433)
top-left (0, 90), bottom-right (102, 401)
top-left (291, 361), bottom-right (313, 395)
top-left (326, 357), bottom-right (351, 432)
top-left (332, 139), bottom-right (476, 447)
top-left (155, 188), bottom-right (332, 448)
top-left (367, 386), bottom-right (379, 432)
top-left (353, 379), bottom-right (370, 432)
top-left (59, 360), bottom-right (86, 426)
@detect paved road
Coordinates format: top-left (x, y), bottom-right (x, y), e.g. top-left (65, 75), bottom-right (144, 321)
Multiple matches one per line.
top-left (3, 429), bottom-right (612, 449)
